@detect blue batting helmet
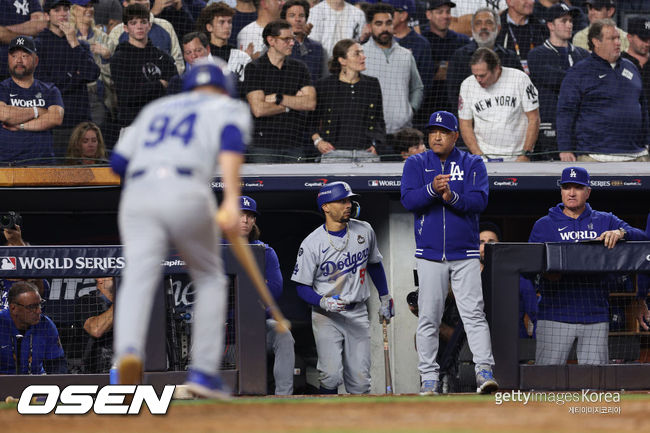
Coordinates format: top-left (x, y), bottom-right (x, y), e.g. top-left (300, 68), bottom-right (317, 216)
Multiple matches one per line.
top-left (182, 58), bottom-right (236, 97)
top-left (317, 181), bottom-right (359, 208)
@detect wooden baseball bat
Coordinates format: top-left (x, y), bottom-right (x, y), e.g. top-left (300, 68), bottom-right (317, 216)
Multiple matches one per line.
top-left (382, 319), bottom-right (393, 394)
top-left (216, 212), bottom-right (291, 334)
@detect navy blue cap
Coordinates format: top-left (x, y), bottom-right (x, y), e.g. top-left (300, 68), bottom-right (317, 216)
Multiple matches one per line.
top-left (44, 0), bottom-right (72, 11)
top-left (427, 111), bottom-right (458, 132)
top-left (9, 36), bottom-right (36, 55)
top-left (70, 0), bottom-right (96, 5)
top-left (383, 0), bottom-right (416, 13)
top-left (627, 16), bottom-right (650, 39)
top-left (240, 196), bottom-right (259, 215)
top-left (426, 0), bottom-right (456, 10)
top-left (585, 0), bottom-right (615, 8)
top-left (547, 3), bottom-right (580, 22)
top-left (560, 167), bottom-right (590, 187)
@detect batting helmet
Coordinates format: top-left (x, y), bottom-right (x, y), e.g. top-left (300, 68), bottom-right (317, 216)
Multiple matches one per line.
top-left (317, 181), bottom-right (358, 208)
top-left (182, 58), bottom-right (236, 97)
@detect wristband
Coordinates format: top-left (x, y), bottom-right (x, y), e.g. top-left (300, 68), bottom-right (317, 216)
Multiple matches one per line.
top-left (33, 106), bottom-right (39, 119)
top-left (275, 93), bottom-right (283, 106)
top-left (313, 137), bottom-right (323, 148)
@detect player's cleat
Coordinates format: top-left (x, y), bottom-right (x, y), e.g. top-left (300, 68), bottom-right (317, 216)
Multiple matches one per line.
top-left (419, 379), bottom-right (439, 396)
top-left (184, 369), bottom-right (231, 400)
top-left (117, 353), bottom-right (143, 385)
top-left (476, 367), bottom-right (498, 394)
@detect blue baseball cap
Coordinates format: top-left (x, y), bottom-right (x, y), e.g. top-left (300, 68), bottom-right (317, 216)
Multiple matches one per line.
top-left (240, 196), bottom-right (259, 215)
top-left (383, 0), bottom-right (416, 13)
top-left (560, 167), bottom-right (590, 187)
top-left (427, 111), bottom-right (458, 132)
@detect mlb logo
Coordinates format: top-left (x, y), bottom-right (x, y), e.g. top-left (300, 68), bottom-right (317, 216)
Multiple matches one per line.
top-left (368, 180), bottom-right (379, 187)
top-left (0, 257), bottom-right (16, 270)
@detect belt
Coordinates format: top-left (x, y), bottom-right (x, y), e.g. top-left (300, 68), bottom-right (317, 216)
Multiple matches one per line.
top-left (314, 302), bottom-right (358, 312)
top-left (129, 167), bottom-right (193, 179)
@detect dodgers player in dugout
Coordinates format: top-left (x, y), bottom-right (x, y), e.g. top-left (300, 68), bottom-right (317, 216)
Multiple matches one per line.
top-left (110, 58), bottom-right (251, 398)
top-left (527, 167), bottom-right (649, 365)
top-left (291, 181), bottom-right (394, 394)
top-left (238, 195), bottom-right (295, 395)
top-left (400, 110), bottom-right (498, 395)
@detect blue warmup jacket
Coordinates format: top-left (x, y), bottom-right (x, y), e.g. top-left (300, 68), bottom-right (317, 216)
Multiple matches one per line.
top-left (556, 53), bottom-right (650, 155)
top-left (401, 147), bottom-right (488, 261)
top-left (529, 203), bottom-right (648, 323)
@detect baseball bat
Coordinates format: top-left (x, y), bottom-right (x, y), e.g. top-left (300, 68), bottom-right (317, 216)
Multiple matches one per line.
top-left (382, 319), bottom-right (393, 395)
top-left (216, 212), bottom-right (291, 334)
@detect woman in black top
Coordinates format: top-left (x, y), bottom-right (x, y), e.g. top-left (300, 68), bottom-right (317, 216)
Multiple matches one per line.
top-left (311, 39), bottom-right (386, 157)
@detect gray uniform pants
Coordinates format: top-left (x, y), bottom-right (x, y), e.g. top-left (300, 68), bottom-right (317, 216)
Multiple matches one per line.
top-left (416, 258), bottom-right (494, 381)
top-left (266, 319), bottom-right (295, 395)
top-left (114, 176), bottom-right (227, 376)
top-left (535, 320), bottom-right (608, 365)
top-left (311, 303), bottom-right (371, 394)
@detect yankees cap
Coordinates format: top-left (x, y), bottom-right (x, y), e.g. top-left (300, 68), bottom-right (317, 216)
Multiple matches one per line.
top-left (560, 167), bottom-right (590, 187)
top-left (426, 111), bottom-right (458, 132)
top-left (546, 3), bottom-right (581, 22)
top-left (585, 0), bottom-right (615, 8)
top-left (383, 0), bottom-right (416, 13)
top-left (240, 196), bottom-right (259, 215)
top-left (627, 16), bottom-right (650, 40)
top-left (426, 0), bottom-right (456, 10)
top-left (9, 36), bottom-right (37, 55)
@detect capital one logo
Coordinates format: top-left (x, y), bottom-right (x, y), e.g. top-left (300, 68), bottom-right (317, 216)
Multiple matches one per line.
top-left (17, 384), bottom-right (175, 415)
top-left (449, 162), bottom-right (464, 181)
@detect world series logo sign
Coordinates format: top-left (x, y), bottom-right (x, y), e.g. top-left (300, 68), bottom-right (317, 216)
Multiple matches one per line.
top-left (0, 257), bottom-right (16, 270)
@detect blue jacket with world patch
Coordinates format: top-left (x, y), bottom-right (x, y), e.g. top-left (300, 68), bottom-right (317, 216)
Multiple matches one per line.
top-left (529, 203), bottom-right (647, 323)
top-left (400, 147), bottom-right (488, 261)
top-left (556, 52), bottom-right (650, 155)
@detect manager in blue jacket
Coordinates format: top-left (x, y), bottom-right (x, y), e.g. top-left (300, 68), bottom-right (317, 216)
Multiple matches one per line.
top-left (401, 110), bottom-right (497, 396)
top-left (556, 18), bottom-right (650, 162)
top-left (529, 166), bottom-right (648, 365)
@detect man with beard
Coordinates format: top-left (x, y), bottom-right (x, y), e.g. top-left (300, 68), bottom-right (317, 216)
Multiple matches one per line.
top-left (281, 0), bottom-right (326, 83)
top-left (363, 3), bottom-right (423, 134)
top-left (292, 181), bottom-right (393, 394)
top-left (447, 7), bottom-right (521, 114)
top-left (110, 3), bottom-right (177, 128)
top-left (0, 36), bottom-right (63, 164)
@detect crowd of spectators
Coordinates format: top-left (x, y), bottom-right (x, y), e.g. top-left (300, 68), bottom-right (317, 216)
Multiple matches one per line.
top-left (0, 0), bottom-right (649, 164)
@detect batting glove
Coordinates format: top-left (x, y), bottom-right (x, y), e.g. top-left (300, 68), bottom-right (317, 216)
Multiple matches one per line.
top-left (379, 294), bottom-right (395, 323)
top-left (320, 296), bottom-right (347, 312)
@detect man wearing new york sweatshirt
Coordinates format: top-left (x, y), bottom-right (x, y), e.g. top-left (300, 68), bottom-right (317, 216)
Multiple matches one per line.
top-left (529, 166), bottom-right (648, 366)
top-left (401, 110), bottom-right (497, 396)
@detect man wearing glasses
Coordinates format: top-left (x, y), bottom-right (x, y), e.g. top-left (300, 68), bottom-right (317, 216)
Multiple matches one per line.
top-left (242, 19), bottom-right (315, 163)
top-left (0, 281), bottom-right (67, 374)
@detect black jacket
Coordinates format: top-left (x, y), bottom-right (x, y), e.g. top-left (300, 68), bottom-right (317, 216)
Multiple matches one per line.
top-left (110, 40), bottom-right (178, 126)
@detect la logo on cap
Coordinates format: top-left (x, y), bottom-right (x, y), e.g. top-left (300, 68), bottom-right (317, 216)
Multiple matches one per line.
top-left (436, 113), bottom-right (442, 122)
top-left (570, 169), bottom-right (577, 178)
top-left (243, 197), bottom-right (250, 206)
top-left (645, 21), bottom-right (650, 30)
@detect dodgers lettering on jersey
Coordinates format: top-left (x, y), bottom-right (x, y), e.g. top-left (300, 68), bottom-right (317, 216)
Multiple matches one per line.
top-left (291, 219), bottom-right (383, 304)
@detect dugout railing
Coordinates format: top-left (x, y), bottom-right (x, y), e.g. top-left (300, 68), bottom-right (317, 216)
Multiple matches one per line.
top-left (0, 245), bottom-right (267, 399)
top-left (484, 241), bottom-right (650, 390)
